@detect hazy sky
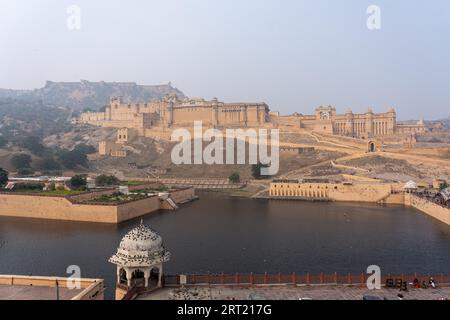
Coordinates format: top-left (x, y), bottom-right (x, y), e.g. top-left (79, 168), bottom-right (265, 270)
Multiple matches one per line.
top-left (1, 0), bottom-right (449, 120)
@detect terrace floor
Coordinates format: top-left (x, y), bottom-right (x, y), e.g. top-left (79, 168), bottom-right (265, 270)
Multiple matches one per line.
top-left (0, 284), bottom-right (84, 300)
top-left (137, 285), bottom-right (450, 300)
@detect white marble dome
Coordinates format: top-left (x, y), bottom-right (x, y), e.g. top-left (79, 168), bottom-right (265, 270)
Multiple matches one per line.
top-left (119, 224), bottom-right (163, 252)
top-left (109, 222), bottom-right (170, 268)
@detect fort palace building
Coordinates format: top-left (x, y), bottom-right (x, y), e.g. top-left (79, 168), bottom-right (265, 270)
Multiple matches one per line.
top-left (77, 95), bottom-right (427, 140)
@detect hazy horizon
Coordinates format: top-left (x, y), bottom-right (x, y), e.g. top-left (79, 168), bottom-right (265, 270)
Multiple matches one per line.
top-left (1, 0), bottom-right (450, 120)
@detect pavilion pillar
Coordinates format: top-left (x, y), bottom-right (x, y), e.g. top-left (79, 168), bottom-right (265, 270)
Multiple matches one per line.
top-left (157, 263), bottom-right (163, 288)
top-left (116, 267), bottom-right (121, 284)
top-left (144, 269), bottom-right (150, 288)
top-left (125, 268), bottom-right (132, 287)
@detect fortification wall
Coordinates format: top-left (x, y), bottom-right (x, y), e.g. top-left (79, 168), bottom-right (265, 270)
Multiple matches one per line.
top-left (172, 108), bottom-right (213, 125)
top-left (383, 192), bottom-right (405, 205)
top-left (169, 187), bottom-right (196, 203)
top-left (116, 196), bottom-right (161, 223)
top-left (269, 182), bottom-right (392, 202)
top-left (329, 183), bottom-right (392, 202)
top-left (270, 182), bottom-right (450, 226)
top-left (405, 194), bottom-right (450, 226)
top-left (0, 193), bottom-right (161, 223)
top-left (0, 193), bottom-right (118, 223)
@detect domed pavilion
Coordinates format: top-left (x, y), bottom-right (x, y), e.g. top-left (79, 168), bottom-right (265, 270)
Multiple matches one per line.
top-left (109, 221), bottom-right (170, 290)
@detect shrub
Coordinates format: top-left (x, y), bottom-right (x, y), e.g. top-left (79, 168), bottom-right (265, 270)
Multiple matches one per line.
top-left (17, 168), bottom-right (35, 176)
top-left (70, 175), bottom-right (87, 190)
top-left (0, 136), bottom-right (8, 148)
top-left (18, 136), bottom-right (45, 155)
top-left (14, 182), bottom-right (44, 191)
top-left (95, 174), bottom-right (120, 186)
top-left (36, 157), bottom-right (61, 171)
top-left (251, 162), bottom-right (269, 179)
top-left (58, 144), bottom-right (95, 169)
top-left (0, 168), bottom-right (8, 186)
top-left (10, 154), bottom-right (32, 170)
top-left (228, 172), bottom-right (240, 183)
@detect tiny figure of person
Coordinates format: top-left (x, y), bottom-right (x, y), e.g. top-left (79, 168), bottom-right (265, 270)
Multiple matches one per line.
top-left (429, 277), bottom-right (436, 289)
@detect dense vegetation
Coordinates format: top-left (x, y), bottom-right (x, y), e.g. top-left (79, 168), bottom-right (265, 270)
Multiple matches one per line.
top-left (228, 172), bottom-right (240, 183)
top-left (0, 168), bottom-right (8, 186)
top-left (0, 97), bottom-right (98, 174)
top-left (95, 174), bottom-right (121, 186)
top-left (10, 154), bottom-right (32, 170)
top-left (70, 175), bottom-right (87, 190)
top-left (251, 162), bottom-right (269, 179)
top-left (0, 97), bottom-right (73, 138)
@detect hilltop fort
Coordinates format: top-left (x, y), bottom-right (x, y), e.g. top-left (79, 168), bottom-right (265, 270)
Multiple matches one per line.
top-left (76, 95), bottom-right (427, 140)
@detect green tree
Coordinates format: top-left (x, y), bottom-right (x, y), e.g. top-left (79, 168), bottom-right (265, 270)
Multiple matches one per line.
top-left (440, 181), bottom-right (448, 191)
top-left (251, 162), bottom-right (269, 179)
top-left (10, 154), bottom-right (32, 170)
top-left (58, 144), bottom-right (94, 169)
top-left (17, 168), bottom-right (35, 176)
top-left (47, 182), bottom-right (56, 191)
top-left (0, 168), bottom-right (8, 186)
top-left (70, 175), bottom-right (87, 190)
top-left (95, 174), bottom-right (120, 186)
top-left (36, 157), bottom-right (61, 171)
top-left (14, 182), bottom-right (43, 191)
top-left (18, 136), bottom-right (45, 155)
top-left (228, 172), bottom-right (240, 184)
top-left (74, 144), bottom-right (96, 155)
top-left (0, 136), bottom-right (8, 148)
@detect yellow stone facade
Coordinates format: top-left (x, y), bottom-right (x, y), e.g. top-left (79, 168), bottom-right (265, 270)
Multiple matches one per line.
top-left (269, 180), bottom-right (395, 203)
top-left (78, 95), bottom-right (268, 132)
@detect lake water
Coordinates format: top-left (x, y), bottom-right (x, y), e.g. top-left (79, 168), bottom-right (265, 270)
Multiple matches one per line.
top-left (1, 192), bottom-right (449, 299)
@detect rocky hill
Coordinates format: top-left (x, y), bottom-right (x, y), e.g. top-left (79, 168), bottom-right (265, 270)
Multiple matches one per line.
top-left (0, 80), bottom-right (185, 111)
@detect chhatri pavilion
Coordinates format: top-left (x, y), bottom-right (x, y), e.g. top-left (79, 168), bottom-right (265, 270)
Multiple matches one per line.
top-left (109, 221), bottom-right (170, 297)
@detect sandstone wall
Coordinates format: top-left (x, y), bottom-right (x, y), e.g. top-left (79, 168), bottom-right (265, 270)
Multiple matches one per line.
top-left (0, 193), bottom-right (118, 223)
top-left (405, 194), bottom-right (450, 226)
top-left (116, 196), bottom-right (161, 223)
top-left (269, 182), bottom-right (392, 203)
top-left (0, 275), bottom-right (104, 300)
top-left (169, 187), bottom-right (196, 203)
top-left (329, 184), bottom-right (392, 202)
top-left (0, 193), bottom-right (161, 223)
top-left (383, 192), bottom-right (405, 205)
top-left (173, 107), bottom-right (213, 125)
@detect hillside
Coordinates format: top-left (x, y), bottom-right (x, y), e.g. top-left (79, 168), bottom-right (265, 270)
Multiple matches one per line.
top-left (0, 80), bottom-right (185, 111)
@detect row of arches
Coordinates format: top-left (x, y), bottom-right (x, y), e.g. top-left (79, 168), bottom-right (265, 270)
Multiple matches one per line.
top-left (374, 121), bottom-right (389, 135)
top-left (333, 121), bottom-right (392, 137)
top-left (334, 122), bottom-right (347, 134)
top-left (118, 266), bottom-right (161, 289)
top-left (270, 188), bottom-right (329, 198)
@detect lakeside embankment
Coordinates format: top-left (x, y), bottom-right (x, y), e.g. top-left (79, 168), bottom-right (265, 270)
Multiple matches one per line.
top-left (268, 181), bottom-right (450, 226)
top-left (0, 185), bottom-right (195, 223)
